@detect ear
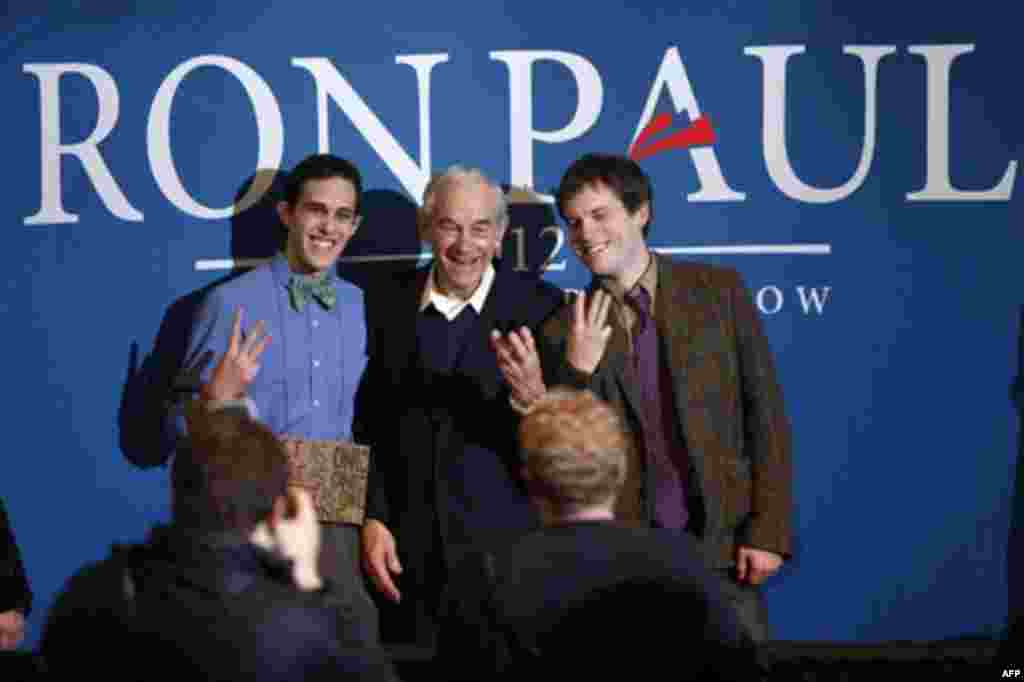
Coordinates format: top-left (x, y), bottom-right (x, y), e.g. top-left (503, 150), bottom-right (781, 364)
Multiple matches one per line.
top-left (494, 220), bottom-right (508, 247)
top-left (276, 200), bottom-right (292, 229)
top-left (416, 208), bottom-right (431, 244)
top-left (631, 201), bottom-right (650, 230)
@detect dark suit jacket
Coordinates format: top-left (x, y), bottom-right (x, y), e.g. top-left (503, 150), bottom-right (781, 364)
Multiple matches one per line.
top-left (41, 526), bottom-right (396, 681)
top-left (436, 521), bottom-right (758, 681)
top-left (538, 255), bottom-right (793, 567)
top-left (360, 263), bottom-right (563, 643)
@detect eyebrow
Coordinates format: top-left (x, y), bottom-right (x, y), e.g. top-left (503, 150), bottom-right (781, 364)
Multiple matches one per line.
top-left (437, 217), bottom-right (494, 227)
top-left (302, 200), bottom-right (356, 212)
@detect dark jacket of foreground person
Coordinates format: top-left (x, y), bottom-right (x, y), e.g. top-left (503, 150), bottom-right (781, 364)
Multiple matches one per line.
top-left (437, 521), bottom-right (760, 681)
top-left (41, 525), bottom-right (396, 681)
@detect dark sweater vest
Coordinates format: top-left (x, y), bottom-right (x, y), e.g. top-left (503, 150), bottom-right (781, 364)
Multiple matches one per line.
top-left (415, 305), bottom-right (536, 565)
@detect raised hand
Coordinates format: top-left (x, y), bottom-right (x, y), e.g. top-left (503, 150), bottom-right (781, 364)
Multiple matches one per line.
top-left (251, 487), bottom-right (323, 591)
top-left (274, 487), bottom-right (323, 591)
top-left (567, 289), bottom-right (613, 374)
top-left (201, 308), bottom-right (271, 401)
top-left (490, 326), bottom-right (546, 410)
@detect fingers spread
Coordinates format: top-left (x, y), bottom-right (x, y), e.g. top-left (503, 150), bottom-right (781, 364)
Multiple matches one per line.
top-left (250, 333), bottom-right (272, 360)
top-left (595, 290), bottom-right (613, 326)
top-left (519, 327), bottom-right (537, 354)
top-left (488, 329), bottom-right (503, 352)
top-left (506, 329), bottom-right (531, 363)
top-left (228, 308), bottom-right (243, 354)
top-left (572, 290), bottom-right (586, 328)
top-left (242, 319), bottom-right (266, 355)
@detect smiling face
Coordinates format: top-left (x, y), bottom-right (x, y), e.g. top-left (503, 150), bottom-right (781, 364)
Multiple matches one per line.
top-left (425, 179), bottom-right (506, 300)
top-left (278, 176), bottom-right (361, 276)
top-left (562, 181), bottom-right (650, 287)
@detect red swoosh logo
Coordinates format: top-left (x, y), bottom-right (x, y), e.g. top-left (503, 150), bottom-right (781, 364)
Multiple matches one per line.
top-left (628, 112), bottom-right (716, 161)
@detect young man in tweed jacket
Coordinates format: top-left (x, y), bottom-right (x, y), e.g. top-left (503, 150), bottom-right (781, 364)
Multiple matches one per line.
top-left (492, 153), bottom-right (793, 641)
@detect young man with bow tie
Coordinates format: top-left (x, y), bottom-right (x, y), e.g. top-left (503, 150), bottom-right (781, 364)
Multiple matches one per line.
top-left (181, 153), bottom-right (378, 645)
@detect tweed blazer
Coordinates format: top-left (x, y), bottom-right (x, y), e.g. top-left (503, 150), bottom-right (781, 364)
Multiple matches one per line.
top-left (538, 254), bottom-right (793, 567)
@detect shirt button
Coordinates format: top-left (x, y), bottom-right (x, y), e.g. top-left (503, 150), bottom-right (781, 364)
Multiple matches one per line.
top-left (312, 320), bottom-right (320, 328)
top-left (313, 360), bottom-right (321, 368)
top-left (313, 400), bottom-right (320, 408)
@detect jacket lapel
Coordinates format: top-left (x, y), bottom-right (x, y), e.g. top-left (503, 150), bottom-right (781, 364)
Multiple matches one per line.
top-left (588, 280), bottom-right (645, 426)
top-left (654, 255), bottom-right (711, 484)
top-left (391, 267), bottom-right (431, 375)
top-left (655, 254), bottom-right (693, 406)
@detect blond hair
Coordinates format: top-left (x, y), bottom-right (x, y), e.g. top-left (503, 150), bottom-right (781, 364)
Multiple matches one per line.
top-left (519, 388), bottom-right (630, 514)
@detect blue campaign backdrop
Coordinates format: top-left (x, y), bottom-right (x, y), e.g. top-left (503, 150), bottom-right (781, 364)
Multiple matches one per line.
top-left (4, 1), bottom-right (1021, 644)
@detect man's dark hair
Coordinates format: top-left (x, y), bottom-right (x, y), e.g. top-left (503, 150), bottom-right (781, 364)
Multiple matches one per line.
top-left (282, 154), bottom-right (363, 214)
top-left (556, 153), bottom-right (654, 237)
top-left (172, 413), bottom-right (290, 534)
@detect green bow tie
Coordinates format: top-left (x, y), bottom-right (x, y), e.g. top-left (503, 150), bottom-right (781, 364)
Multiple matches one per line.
top-left (287, 274), bottom-right (336, 312)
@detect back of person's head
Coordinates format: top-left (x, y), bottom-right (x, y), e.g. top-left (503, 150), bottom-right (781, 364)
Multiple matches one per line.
top-left (518, 388), bottom-right (630, 517)
top-left (172, 412), bottom-right (290, 535)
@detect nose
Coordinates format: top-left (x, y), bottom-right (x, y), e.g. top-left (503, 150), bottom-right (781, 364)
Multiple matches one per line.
top-left (452, 228), bottom-right (471, 250)
top-left (570, 218), bottom-right (592, 242)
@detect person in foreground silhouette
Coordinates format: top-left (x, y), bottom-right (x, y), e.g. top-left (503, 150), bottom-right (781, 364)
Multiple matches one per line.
top-left (42, 411), bottom-right (396, 681)
top-left (436, 388), bottom-right (759, 681)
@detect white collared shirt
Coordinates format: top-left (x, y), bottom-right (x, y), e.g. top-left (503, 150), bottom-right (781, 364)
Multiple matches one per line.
top-left (419, 262), bottom-right (496, 321)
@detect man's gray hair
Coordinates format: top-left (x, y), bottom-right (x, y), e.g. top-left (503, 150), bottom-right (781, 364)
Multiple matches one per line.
top-left (419, 165), bottom-right (509, 232)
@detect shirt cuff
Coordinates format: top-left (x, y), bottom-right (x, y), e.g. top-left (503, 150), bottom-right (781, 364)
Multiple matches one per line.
top-left (183, 397), bottom-right (260, 435)
top-left (508, 394), bottom-right (532, 416)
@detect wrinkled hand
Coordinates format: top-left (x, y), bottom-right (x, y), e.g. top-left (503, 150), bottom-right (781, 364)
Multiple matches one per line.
top-left (735, 546), bottom-right (783, 586)
top-left (201, 308), bottom-right (270, 401)
top-left (0, 609), bottom-right (25, 650)
top-left (361, 519), bottom-right (402, 603)
top-left (490, 327), bottom-right (546, 410)
top-left (567, 290), bottom-right (613, 374)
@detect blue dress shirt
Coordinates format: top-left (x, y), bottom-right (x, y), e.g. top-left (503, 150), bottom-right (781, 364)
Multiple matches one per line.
top-left (184, 254), bottom-right (367, 441)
